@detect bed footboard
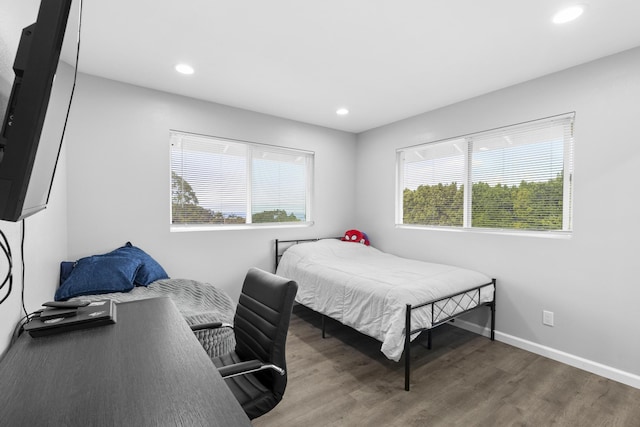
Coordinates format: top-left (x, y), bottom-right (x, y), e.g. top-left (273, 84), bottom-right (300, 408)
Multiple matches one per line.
top-left (404, 279), bottom-right (496, 391)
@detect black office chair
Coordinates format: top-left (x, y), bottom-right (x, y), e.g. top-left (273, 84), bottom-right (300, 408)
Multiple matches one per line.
top-left (191, 267), bottom-right (298, 420)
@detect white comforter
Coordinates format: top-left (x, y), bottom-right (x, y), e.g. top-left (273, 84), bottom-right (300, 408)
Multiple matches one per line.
top-left (276, 239), bottom-right (494, 361)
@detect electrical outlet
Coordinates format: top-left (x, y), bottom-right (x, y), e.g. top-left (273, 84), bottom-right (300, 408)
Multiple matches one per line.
top-left (543, 310), bottom-right (554, 326)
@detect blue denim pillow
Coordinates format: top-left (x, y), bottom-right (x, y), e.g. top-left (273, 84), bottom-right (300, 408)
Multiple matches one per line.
top-left (110, 242), bottom-right (169, 286)
top-left (59, 261), bottom-right (75, 285)
top-left (54, 255), bottom-right (142, 301)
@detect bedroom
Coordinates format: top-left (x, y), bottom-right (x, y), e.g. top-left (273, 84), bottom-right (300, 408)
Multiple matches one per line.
top-left (1, 0), bottom-right (639, 424)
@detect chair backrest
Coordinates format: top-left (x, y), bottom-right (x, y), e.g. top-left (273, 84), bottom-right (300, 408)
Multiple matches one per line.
top-left (233, 267), bottom-right (298, 400)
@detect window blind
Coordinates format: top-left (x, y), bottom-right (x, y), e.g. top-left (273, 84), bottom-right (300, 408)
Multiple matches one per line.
top-left (400, 138), bottom-right (466, 226)
top-left (397, 113), bottom-right (575, 232)
top-left (170, 131), bottom-right (313, 227)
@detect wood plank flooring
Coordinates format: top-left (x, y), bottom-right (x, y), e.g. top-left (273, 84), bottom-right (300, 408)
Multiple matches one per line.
top-left (253, 305), bottom-right (640, 426)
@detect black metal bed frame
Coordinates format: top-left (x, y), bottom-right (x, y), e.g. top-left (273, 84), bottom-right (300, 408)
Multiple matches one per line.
top-left (275, 238), bottom-right (496, 391)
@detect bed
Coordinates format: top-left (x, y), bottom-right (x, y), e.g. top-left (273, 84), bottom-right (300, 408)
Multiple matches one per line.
top-left (56, 242), bottom-right (236, 359)
top-left (68, 278), bottom-right (237, 359)
top-left (274, 238), bottom-right (496, 390)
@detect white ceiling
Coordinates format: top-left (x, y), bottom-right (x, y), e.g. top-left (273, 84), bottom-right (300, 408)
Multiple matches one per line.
top-left (10, 1), bottom-right (640, 133)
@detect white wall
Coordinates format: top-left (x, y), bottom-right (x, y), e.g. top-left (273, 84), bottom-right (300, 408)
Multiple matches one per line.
top-left (0, 222), bottom-right (23, 354)
top-left (64, 74), bottom-right (357, 301)
top-left (11, 44), bottom-right (637, 387)
top-left (355, 46), bottom-right (640, 386)
top-left (0, 147), bottom-right (68, 356)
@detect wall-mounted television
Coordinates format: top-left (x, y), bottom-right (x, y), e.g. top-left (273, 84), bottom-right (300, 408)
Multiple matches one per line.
top-left (0, 0), bottom-right (80, 222)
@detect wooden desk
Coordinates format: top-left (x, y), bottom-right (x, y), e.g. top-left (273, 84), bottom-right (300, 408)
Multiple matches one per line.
top-left (0, 297), bottom-right (251, 426)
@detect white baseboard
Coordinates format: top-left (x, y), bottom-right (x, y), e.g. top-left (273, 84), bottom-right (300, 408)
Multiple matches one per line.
top-left (452, 319), bottom-right (640, 390)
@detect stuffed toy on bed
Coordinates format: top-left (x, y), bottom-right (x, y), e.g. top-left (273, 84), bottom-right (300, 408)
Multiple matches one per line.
top-left (342, 229), bottom-right (370, 246)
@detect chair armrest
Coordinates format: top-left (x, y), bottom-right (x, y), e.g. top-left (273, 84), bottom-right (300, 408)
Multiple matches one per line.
top-left (218, 360), bottom-right (263, 377)
top-left (190, 321), bottom-right (225, 331)
top-left (218, 360), bottom-right (286, 378)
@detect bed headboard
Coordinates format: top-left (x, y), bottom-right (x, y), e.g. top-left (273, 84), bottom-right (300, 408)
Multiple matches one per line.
top-left (274, 237), bottom-right (341, 272)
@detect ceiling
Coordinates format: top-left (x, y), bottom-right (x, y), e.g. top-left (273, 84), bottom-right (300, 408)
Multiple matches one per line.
top-left (8, 1), bottom-right (640, 133)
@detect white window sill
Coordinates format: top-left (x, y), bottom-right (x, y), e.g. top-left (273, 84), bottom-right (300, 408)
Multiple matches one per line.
top-left (171, 221), bottom-right (314, 233)
top-left (396, 224), bottom-right (572, 239)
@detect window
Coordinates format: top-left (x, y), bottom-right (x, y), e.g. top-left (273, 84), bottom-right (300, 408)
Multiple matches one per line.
top-left (396, 113), bottom-right (574, 233)
top-left (170, 131), bottom-right (313, 229)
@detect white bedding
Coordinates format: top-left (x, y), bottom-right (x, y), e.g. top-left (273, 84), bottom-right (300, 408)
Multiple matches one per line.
top-left (276, 239), bottom-right (494, 361)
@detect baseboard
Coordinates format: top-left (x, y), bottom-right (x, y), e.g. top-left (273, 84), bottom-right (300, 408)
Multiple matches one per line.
top-left (452, 319), bottom-right (640, 390)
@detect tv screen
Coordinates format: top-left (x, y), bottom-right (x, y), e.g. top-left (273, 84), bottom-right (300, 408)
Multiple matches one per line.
top-left (0, 0), bottom-right (80, 222)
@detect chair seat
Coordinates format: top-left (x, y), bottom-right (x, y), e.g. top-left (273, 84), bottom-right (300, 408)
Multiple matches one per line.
top-left (212, 351), bottom-right (280, 420)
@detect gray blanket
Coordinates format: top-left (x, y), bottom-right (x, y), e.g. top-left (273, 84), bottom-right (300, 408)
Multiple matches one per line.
top-left (70, 278), bottom-right (236, 358)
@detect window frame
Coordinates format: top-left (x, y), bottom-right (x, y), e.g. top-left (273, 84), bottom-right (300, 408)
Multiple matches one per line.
top-left (396, 113), bottom-right (575, 237)
top-left (170, 130), bottom-right (314, 232)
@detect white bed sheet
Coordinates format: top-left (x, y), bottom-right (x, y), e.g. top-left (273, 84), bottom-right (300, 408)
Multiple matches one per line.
top-left (276, 239), bottom-right (494, 361)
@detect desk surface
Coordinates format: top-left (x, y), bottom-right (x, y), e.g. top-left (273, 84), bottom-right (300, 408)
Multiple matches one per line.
top-left (0, 297), bottom-right (251, 426)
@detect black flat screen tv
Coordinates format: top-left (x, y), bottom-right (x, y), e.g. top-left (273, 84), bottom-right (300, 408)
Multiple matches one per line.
top-left (0, 0), bottom-right (79, 222)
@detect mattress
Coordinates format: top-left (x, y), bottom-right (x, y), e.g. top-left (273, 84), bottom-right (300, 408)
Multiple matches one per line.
top-left (69, 278), bottom-right (236, 358)
top-left (276, 239), bottom-right (494, 361)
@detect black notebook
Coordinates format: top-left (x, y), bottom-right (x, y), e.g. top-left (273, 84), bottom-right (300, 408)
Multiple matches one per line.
top-left (25, 300), bottom-right (117, 337)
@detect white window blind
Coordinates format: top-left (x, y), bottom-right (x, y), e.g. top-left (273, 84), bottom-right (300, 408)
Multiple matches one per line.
top-left (397, 113), bottom-right (575, 233)
top-left (170, 131), bottom-right (313, 228)
top-left (400, 138), bottom-right (466, 227)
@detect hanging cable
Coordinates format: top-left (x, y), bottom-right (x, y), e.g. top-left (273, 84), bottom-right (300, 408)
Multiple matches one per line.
top-left (20, 219), bottom-right (27, 316)
top-left (0, 228), bottom-right (13, 306)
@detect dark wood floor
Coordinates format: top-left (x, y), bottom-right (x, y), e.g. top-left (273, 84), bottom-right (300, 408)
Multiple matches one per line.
top-left (253, 305), bottom-right (640, 427)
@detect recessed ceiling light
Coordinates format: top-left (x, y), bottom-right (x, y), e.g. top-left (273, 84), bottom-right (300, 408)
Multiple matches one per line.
top-left (175, 63), bottom-right (194, 75)
top-left (552, 5), bottom-right (584, 24)
top-left (336, 108), bottom-right (349, 116)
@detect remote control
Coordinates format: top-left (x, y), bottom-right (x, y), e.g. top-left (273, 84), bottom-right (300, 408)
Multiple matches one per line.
top-left (42, 300), bottom-right (90, 309)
